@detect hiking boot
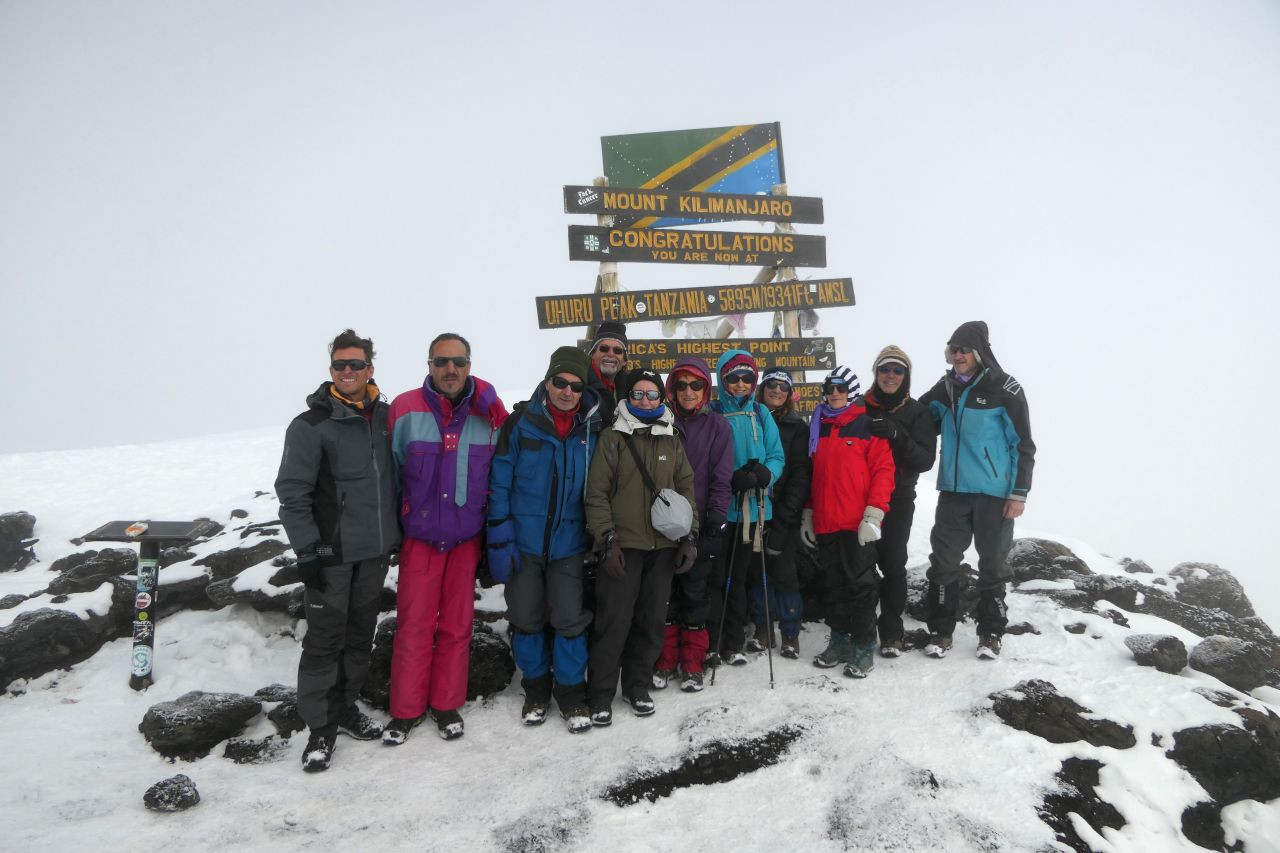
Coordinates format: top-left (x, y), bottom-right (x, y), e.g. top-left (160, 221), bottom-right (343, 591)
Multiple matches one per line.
top-left (521, 698), bottom-right (548, 727)
top-left (924, 634), bottom-right (954, 659)
top-left (381, 715), bottom-right (423, 746)
top-left (336, 706), bottom-right (382, 741)
top-left (879, 639), bottom-right (904, 658)
top-left (780, 633), bottom-right (800, 660)
top-left (843, 643), bottom-right (876, 678)
top-left (723, 650), bottom-right (749, 667)
top-left (703, 651), bottom-right (722, 669)
top-left (431, 708), bottom-right (464, 740)
top-left (813, 631), bottom-right (852, 668)
top-left (302, 732), bottom-right (335, 771)
top-left (561, 705), bottom-right (592, 734)
top-left (680, 670), bottom-right (704, 693)
top-left (590, 706), bottom-right (613, 727)
top-left (623, 691), bottom-right (656, 717)
top-left (652, 668), bottom-right (676, 690)
top-left (745, 625), bottom-right (776, 653)
top-left (977, 634), bottom-right (1002, 660)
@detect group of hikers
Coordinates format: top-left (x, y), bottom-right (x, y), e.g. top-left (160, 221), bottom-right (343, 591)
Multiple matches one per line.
top-left (275, 320), bottom-right (1035, 772)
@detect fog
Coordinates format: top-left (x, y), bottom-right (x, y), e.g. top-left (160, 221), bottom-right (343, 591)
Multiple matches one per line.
top-left (3, 2), bottom-right (1277, 623)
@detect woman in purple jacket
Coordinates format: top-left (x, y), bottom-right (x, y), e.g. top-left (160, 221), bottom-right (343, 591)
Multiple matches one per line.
top-left (651, 358), bottom-right (734, 692)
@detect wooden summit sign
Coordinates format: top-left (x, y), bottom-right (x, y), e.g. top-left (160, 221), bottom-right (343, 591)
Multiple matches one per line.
top-left (536, 279), bottom-right (855, 328)
top-left (564, 185), bottom-right (823, 225)
top-left (578, 337), bottom-right (838, 374)
top-left (567, 224), bottom-right (826, 268)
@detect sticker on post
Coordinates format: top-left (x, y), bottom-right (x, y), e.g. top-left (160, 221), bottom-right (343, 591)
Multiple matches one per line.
top-left (135, 592), bottom-right (153, 610)
top-left (137, 565), bottom-right (157, 589)
top-left (125, 521), bottom-right (149, 537)
top-left (133, 621), bottom-right (154, 641)
top-left (131, 645), bottom-right (153, 676)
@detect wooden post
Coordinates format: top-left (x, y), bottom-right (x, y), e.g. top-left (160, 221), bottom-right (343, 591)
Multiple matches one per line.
top-left (585, 176), bottom-right (617, 345)
top-left (773, 183), bottom-right (800, 338)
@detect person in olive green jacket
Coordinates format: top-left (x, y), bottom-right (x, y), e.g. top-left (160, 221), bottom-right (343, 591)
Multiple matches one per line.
top-left (585, 369), bottom-right (698, 725)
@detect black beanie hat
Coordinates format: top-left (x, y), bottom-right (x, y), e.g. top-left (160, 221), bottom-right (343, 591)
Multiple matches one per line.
top-left (545, 345), bottom-right (590, 382)
top-left (591, 321), bottom-right (628, 351)
top-left (619, 367), bottom-right (663, 400)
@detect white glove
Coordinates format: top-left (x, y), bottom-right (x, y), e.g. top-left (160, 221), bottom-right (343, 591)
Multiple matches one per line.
top-left (800, 508), bottom-right (817, 548)
top-left (858, 506), bottom-right (884, 546)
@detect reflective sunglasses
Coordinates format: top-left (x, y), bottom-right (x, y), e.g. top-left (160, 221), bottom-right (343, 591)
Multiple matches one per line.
top-left (431, 356), bottom-right (470, 368)
top-left (330, 359), bottom-right (369, 372)
top-left (672, 378), bottom-right (707, 392)
top-left (877, 365), bottom-right (906, 376)
top-left (948, 346), bottom-right (974, 355)
top-left (724, 370), bottom-right (756, 385)
top-left (822, 381), bottom-right (850, 395)
top-left (761, 379), bottom-right (791, 392)
top-left (629, 389), bottom-right (662, 401)
top-left (549, 376), bottom-right (585, 392)
top-left (594, 344), bottom-right (626, 355)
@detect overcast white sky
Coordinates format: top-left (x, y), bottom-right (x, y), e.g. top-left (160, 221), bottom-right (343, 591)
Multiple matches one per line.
top-left (2, 2), bottom-right (1278, 620)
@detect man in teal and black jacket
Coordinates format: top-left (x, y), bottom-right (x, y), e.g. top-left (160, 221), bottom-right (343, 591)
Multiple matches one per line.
top-left (919, 321), bottom-right (1035, 660)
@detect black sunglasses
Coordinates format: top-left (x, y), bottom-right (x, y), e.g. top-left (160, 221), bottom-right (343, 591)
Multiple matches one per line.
top-left (330, 359), bottom-right (369, 372)
top-left (431, 356), bottom-right (470, 368)
top-left (877, 365), bottom-right (906, 376)
top-left (724, 371), bottom-right (755, 385)
top-left (673, 379), bottom-right (707, 392)
top-left (948, 346), bottom-right (974, 355)
top-left (761, 379), bottom-right (791, 391)
top-left (629, 389), bottom-right (662, 401)
top-left (594, 344), bottom-right (626, 355)
top-left (822, 382), bottom-right (850, 395)
top-left (549, 376), bottom-right (585, 392)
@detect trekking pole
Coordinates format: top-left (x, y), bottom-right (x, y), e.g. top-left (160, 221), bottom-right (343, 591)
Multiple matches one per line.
top-left (756, 487), bottom-right (775, 689)
top-left (710, 493), bottom-right (750, 687)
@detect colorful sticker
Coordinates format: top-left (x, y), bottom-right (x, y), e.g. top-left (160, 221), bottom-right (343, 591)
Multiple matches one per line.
top-left (131, 645), bottom-right (153, 677)
top-left (134, 592), bottom-right (152, 610)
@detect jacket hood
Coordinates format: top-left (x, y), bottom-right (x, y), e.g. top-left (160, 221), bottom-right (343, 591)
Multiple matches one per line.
top-left (870, 344), bottom-right (913, 401)
top-left (947, 321), bottom-right (1002, 373)
top-left (666, 357), bottom-right (713, 413)
top-left (611, 398), bottom-right (676, 436)
top-left (714, 348), bottom-right (758, 413)
top-left (306, 381), bottom-right (380, 416)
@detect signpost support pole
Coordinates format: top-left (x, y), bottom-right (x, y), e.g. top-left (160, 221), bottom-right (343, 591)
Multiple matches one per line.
top-left (773, 183), bottom-right (801, 339)
top-left (586, 175), bottom-right (617, 345)
top-left (130, 540), bottom-right (161, 691)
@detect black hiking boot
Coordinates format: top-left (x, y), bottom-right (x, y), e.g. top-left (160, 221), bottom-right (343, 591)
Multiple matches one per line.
top-left (302, 732), bottom-right (335, 772)
top-left (431, 708), bottom-right (464, 740)
top-left (336, 706), bottom-right (382, 741)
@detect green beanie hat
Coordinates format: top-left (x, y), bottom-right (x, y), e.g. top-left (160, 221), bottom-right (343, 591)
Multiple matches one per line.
top-left (545, 345), bottom-right (591, 383)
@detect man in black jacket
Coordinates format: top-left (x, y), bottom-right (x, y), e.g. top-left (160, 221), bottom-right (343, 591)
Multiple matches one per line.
top-left (585, 321), bottom-right (628, 424)
top-left (863, 346), bottom-right (937, 657)
top-left (275, 329), bottom-right (401, 772)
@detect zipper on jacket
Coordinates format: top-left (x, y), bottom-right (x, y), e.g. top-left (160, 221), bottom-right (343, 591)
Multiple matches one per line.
top-left (983, 447), bottom-right (999, 479)
top-left (542, 455), bottom-right (559, 561)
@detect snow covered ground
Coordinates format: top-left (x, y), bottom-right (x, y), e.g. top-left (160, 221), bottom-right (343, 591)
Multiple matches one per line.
top-left (1, 428), bottom-right (1278, 851)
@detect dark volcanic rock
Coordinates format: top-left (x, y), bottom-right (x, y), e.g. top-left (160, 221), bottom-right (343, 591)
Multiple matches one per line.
top-left (360, 617), bottom-right (514, 710)
top-left (267, 700), bottom-right (306, 738)
top-left (1004, 622), bottom-right (1041, 636)
top-left (46, 549), bottom-right (139, 595)
top-left (160, 547), bottom-right (196, 568)
top-left (205, 578), bottom-right (292, 613)
top-left (0, 511), bottom-right (38, 571)
top-left (1064, 622), bottom-right (1087, 635)
top-left (1124, 634), bottom-right (1188, 674)
top-left (1189, 636), bottom-right (1274, 693)
top-left (194, 540), bottom-right (289, 581)
top-left (1120, 558), bottom-right (1153, 574)
top-left (223, 735), bottom-right (288, 764)
top-left (1038, 757), bottom-right (1125, 853)
top-left (1168, 705), bottom-right (1280, 846)
top-left (1170, 562), bottom-right (1255, 619)
top-left (138, 691), bottom-right (262, 759)
top-left (0, 594), bottom-right (26, 610)
top-left (990, 679), bottom-right (1136, 749)
top-left (1007, 538), bottom-right (1093, 583)
top-left (153, 574), bottom-right (215, 618)
top-left (239, 520), bottom-right (283, 540)
top-left (0, 608), bottom-right (109, 686)
top-left (254, 683), bottom-right (295, 702)
top-left (143, 774), bottom-right (200, 812)
top-left (230, 509), bottom-right (249, 519)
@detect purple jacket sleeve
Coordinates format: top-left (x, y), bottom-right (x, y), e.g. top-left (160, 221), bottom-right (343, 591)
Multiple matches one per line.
top-left (707, 414), bottom-right (735, 523)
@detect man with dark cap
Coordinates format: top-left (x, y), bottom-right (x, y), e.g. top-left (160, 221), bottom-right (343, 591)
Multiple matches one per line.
top-left (586, 321), bottom-right (628, 424)
top-left (487, 346), bottom-right (603, 733)
top-left (919, 321), bottom-right (1035, 660)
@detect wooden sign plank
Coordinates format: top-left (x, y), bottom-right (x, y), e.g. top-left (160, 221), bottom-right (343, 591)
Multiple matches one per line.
top-left (580, 337), bottom-right (837, 374)
top-left (564, 185), bottom-right (823, 225)
top-left (536, 279), bottom-right (855, 328)
top-left (567, 224), bottom-right (826, 268)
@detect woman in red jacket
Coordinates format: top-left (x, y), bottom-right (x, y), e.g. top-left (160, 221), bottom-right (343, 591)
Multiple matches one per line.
top-left (803, 367), bottom-right (896, 678)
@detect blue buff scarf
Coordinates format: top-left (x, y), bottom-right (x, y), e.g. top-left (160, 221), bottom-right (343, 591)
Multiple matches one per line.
top-left (626, 402), bottom-right (666, 422)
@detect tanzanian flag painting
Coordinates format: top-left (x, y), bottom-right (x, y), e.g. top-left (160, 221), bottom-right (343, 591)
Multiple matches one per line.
top-left (601, 123), bottom-right (785, 228)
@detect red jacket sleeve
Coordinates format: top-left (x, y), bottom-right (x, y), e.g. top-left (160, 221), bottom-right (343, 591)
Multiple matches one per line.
top-left (865, 435), bottom-right (896, 514)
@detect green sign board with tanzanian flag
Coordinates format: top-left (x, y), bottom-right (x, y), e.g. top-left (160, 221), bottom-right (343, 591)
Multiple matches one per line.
top-left (601, 123), bottom-right (786, 228)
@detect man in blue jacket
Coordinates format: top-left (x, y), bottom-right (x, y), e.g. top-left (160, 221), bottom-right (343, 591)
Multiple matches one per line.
top-left (487, 346), bottom-right (602, 733)
top-left (919, 321), bottom-right (1035, 660)
top-left (708, 350), bottom-right (786, 667)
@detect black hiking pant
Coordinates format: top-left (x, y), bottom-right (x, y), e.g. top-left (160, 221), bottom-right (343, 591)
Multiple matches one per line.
top-left (297, 556), bottom-right (389, 735)
top-left (816, 530), bottom-right (880, 646)
top-left (588, 548), bottom-right (674, 706)
top-left (873, 492), bottom-right (916, 644)
top-left (665, 555), bottom-right (711, 629)
top-left (926, 492), bottom-right (1014, 638)
top-left (707, 520), bottom-right (757, 656)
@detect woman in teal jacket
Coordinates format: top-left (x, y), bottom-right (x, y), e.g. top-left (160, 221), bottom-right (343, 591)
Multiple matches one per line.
top-left (707, 349), bottom-right (785, 666)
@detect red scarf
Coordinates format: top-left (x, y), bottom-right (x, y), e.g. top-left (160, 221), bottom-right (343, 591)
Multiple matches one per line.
top-left (549, 404), bottom-right (577, 439)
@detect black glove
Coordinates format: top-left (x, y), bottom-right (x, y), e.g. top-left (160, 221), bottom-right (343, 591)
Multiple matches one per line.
top-left (730, 464), bottom-right (757, 494)
top-left (750, 461), bottom-right (772, 489)
top-left (700, 513), bottom-right (727, 560)
top-left (296, 542), bottom-right (340, 592)
top-left (599, 532), bottom-right (625, 579)
top-left (765, 525), bottom-right (792, 556)
top-left (868, 417), bottom-right (898, 440)
top-left (674, 538), bottom-right (698, 574)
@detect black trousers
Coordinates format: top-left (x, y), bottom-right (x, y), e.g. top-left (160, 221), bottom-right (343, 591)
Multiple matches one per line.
top-left (817, 530), bottom-right (880, 646)
top-left (873, 494), bottom-right (916, 643)
top-left (297, 557), bottom-right (389, 735)
top-left (588, 548), bottom-right (675, 706)
top-left (706, 521), bottom-right (757, 655)
top-left (666, 556), bottom-right (711, 628)
top-left (925, 491), bottom-right (1014, 637)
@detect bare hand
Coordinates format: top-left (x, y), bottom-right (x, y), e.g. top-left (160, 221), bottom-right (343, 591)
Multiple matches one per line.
top-left (1003, 500), bottom-right (1025, 520)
